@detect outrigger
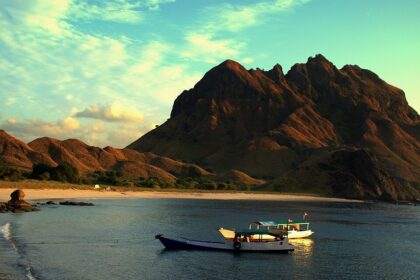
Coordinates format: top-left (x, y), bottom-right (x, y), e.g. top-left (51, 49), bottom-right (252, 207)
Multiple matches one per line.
top-left (155, 228), bottom-right (294, 253)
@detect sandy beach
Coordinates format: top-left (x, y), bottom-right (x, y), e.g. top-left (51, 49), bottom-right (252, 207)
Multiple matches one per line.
top-left (0, 186), bottom-right (361, 203)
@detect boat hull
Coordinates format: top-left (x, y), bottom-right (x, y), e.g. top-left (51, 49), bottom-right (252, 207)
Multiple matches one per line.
top-left (288, 230), bottom-right (314, 238)
top-left (155, 235), bottom-right (294, 253)
top-left (218, 228), bottom-right (314, 240)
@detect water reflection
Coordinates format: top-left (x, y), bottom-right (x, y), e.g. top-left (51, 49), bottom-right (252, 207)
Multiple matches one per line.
top-left (290, 239), bottom-right (314, 268)
top-left (290, 239), bottom-right (314, 255)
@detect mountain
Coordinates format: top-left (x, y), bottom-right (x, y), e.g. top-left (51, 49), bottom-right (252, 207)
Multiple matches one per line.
top-left (128, 55), bottom-right (420, 201)
top-left (0, 129), bottom-right (55, 169)
top-left (0, 130), bottom-right (209, 183)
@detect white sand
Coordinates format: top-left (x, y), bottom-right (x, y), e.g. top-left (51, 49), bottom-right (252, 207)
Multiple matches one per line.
top-left (0, 188), bottom-right (361, 202)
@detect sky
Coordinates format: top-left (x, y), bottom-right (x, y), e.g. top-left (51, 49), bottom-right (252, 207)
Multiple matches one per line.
top-left (0, 0), bottom-right (419, 148)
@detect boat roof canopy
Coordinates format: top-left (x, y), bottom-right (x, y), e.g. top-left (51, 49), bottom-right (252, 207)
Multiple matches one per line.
top-left (252, 220), bottom-right (309, 226)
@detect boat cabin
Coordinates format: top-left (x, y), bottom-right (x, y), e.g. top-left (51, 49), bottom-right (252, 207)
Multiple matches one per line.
top-left (249, 220), bottom-right (311, 232)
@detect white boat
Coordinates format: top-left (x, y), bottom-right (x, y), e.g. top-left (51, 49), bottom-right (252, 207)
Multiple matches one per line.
top-left (155, 229), bottom-right (294, 253)
top-left (219, 219), bottom-right (314, 240)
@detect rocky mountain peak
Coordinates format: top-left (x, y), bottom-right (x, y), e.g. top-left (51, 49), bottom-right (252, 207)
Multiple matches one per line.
top-left (129, 55), bottom-right (420, 202)
top-left (306, 53), bottom-right (333, 65)
top-left (265, 63), bottom-right (286, 84)
top-left (193, 59), bottom-right (255, 91)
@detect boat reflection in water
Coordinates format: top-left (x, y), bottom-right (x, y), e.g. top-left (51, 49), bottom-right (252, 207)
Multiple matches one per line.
top-left (289, 238), bottom-right (314, 255)
top-left (290, 239), bottom-right (314, 268)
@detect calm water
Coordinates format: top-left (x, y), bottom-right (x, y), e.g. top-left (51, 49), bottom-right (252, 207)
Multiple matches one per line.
top-left (1, 199), bottom-right (419, 280)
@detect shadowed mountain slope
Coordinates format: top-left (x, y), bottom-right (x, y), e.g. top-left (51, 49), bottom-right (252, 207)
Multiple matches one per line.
top-left (128, 55), bottom-right (420, 201)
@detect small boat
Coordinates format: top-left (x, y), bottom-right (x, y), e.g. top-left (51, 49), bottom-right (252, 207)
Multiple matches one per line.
top-left (155, 229), bottom-right (294, 253)
top-left (219, 218), bottom-right (314, 240)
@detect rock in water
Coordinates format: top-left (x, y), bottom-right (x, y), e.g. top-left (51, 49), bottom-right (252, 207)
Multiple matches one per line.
top-left (0, 202), bottom-right (7, 213)
top-left (59, 201), bottom-right (94, 206)
top-left (5, 189), bottom-right (39, 213)
top-left (10, 189), bottom-right (25, 201)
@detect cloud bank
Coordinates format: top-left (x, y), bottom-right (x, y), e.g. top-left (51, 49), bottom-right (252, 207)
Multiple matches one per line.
top-left (0, 0), bottom-right (311, 147)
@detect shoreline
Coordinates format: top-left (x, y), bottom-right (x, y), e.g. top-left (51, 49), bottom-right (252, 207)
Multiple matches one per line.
top-left (0, 179), bottom-right (362, 203)
top-left (0, 188), bottom-right (361, 203)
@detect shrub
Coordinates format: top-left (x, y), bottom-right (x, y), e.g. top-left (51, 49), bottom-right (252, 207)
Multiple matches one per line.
top-left (31, 164), bottom-right (54, 180)
top-left (31, 162), bottom-right (79, 183)
top-left (186, 166), bottom-right (202, 178)
top-left (0, 164), bottom-right (24, 181)
top-left (201, 181), bottom-right (217, 190)
top-left (137, 176), bottom-right (171, 188)
top-left (51, 162), bottom-right (79, 183)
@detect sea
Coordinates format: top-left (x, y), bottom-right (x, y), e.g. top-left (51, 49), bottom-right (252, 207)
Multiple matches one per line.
top-left (0, 198), bottom-right (419, 280)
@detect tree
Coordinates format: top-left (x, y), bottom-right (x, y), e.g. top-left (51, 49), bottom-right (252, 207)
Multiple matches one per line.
top-left (31, 164), bottom-right (53, 180)
top-left (31, 162), bottom-right (79, 183)
top-left (0, 159), bottom-right (24, 181)
top-left (51, 162), bottom-right (79, 183)
top-left (186, 165), bottom-right (202, 178)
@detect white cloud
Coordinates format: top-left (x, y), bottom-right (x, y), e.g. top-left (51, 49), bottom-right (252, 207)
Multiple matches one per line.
top-left (75, 103), bottom-right (144, 123)
top-left (0, 0), bottom-right (200, 147)
top-left (205, 5), bottom-right (258, 32)
top-left (7, 119), bottom-right (17, 125)
top-left (68, 0), bottom-right (143, 24)
top-left (203, 0), bottom-right (311, 33)
top-left (178, 0), bottom-right (310, 65)
top-left (4, 0), bottom-right (72, 35)
top-left (0, 0), bottom-right (176, 37)
top-left (62, 117), bottom-right (80, 130)
top-left (3, 117), bottom-right (80, 138)
top-left (0, 0), bottom-right (195, 106)
top-left (126, 41), bottom-right (169, 75)
top-left (131, 65), bottom-right (202, 106)
top-left (181, 33), bottom-right (244, 64)
top-left (67, 0), bottom-right (176, 24)
top-left (1, 117), bottom-right (150, 148)
top-left (4, 97), bottom-right (16, 106)
top-left (145, 0), bottom-right (176, 11)
top-left (0, 0), bottom-right (314, 148)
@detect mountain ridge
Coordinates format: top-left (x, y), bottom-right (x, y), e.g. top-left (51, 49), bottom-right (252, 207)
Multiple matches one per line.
top-left (0, 130), bottom-right (211, 183)
top-left (128, 55), bottom-right (420, 201)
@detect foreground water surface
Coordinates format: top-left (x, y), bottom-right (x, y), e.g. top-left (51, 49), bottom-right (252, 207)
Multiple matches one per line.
top-left (1, 198), bottom-right (419, 280)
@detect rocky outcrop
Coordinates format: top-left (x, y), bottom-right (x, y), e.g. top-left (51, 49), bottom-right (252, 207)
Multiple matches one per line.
top-left (1, 192), bottom-right (96, 213)
top-left (0, 202), bottom-right (7, 213)
top-left (59, 201), bottom-right (94, 206)
top-left (1, 189), bottom-right (39, 213)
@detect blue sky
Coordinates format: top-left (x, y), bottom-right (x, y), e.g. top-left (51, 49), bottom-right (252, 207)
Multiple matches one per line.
top-left (1, 0), bottom-right (419, 147)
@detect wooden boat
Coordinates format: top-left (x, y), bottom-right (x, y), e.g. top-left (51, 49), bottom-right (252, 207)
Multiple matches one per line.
top-left (155, 229), bottom-right (294, 253)
top-left (219, 219), bottom-right (314, 240)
